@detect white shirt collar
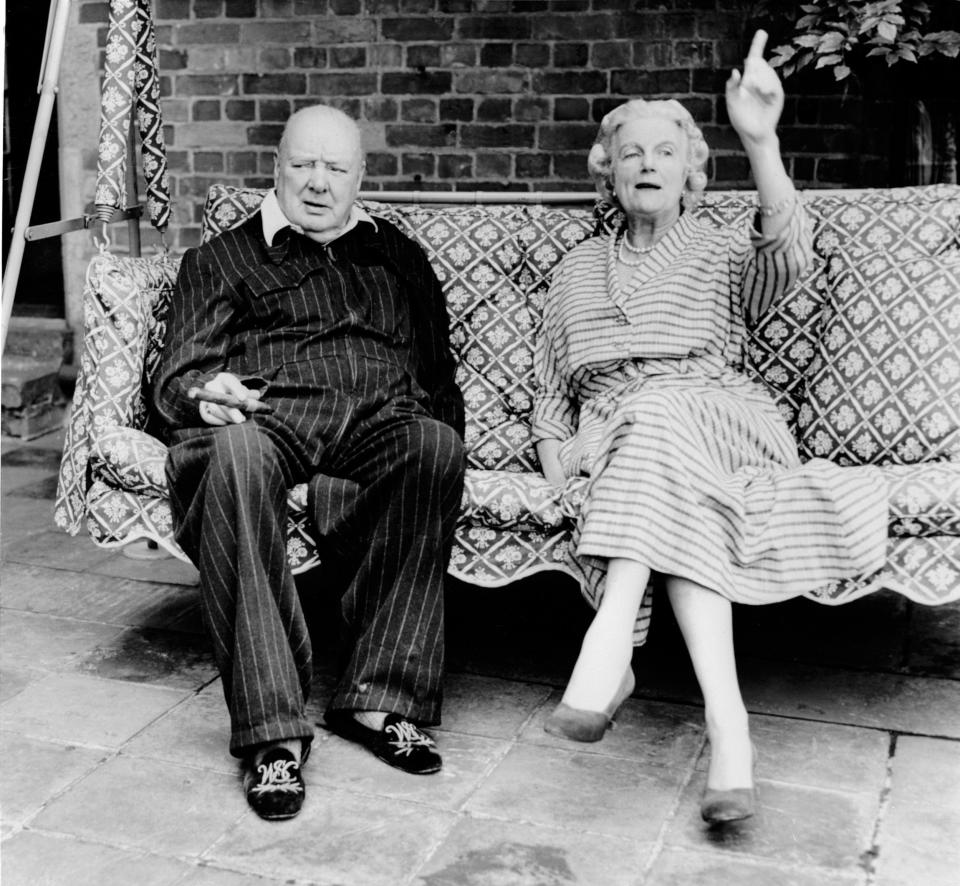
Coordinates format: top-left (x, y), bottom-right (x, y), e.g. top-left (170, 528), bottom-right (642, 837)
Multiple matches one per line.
top-left (260, 189), bottom-right (377, 247)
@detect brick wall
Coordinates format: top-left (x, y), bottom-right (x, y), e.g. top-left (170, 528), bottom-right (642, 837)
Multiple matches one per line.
top-left (71, 0), bottom-right (890, 252)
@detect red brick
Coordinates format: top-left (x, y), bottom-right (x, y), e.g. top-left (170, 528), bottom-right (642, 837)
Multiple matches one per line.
top-left (439, 44), bottom-right (477, 66)
top-left (330, 46), bottom-right (367, 68)
top-left (533, 71), bottom-right (607, 94)
top-left (477, 98), bottom-right (512, 122)
top-left (459, 16), bottom-right (532, 39)
top-left (611, 69), bottom-right (690, 95)
top-left (590, 42), bottom-right (632, 69)
top-left (460, 124), bottom-right (535, 148)
top-left (382, 18), bottom-right (455, 41)
top-left (438, 154), bottom-right (473, 178)
top-left (294, 47), bottom-right (327, 68)
top-left (555, 97), bottom-right (590, 121)
top-left (308, 73), bottom-right (378, 96)
top-left (194, 152), bottom-right (225, 173)
top-left (516, 153), bottom-right (551, 178)
top-left (175, 75), bottom-right (240, 97)
top-left (633, 41), bottom-right (674, 69)
top-left (314, 18), bottom-right (378, 42)
top-left (364, 97), bottom-right (400, 121)
top-left (401, 98), bottom-right (438, 122)
top-left (537, 123), bottom-right (596, 151)
top-left (476, 153), bottom-right (511, 178)
top-left (514, 97), bottom-right (550, 122)
top-left (440, 98), bottom-right (474, 121)
top-left (79, 2), bottom-right (109, 23)
top-left (159, 49), bottom-right (188, 70)
top-left (407, 45), bottom-right (442, 68)
top-left (365, 153), bottom-right (399, 176)
top-left (175, 24), bottom-right (241, 44)
top-left (381, 72), bottom-right (452, 95)
top-left (674, 41), bottom-right (716, 67)
top-left (227, 152), bottom-right (260, 175)
top-left (533, 14), bottom-right (613, 40)
top-left (259, 99), bottom-right (292, 122)
top-left (402, 153), bottom-right (437, 177)
top-left (260, 48), bottom-right (292, 70)
top-left (192, 100), bottom-right (222, 121)
top-left (224, 0), bottom-right (256, 14)
top-left (242, 22), bottom-right (312, 43)
top-left (195, 0), bottom-right (222, 18)
top-left (260, 0), bottom-right (296, 15)
top-left (454, 70), bottom-right (527, 95)
top-left (154, 0), bottom-right (189, 21)
top-left (243, 74), bottom-right (308, 95)
top-left (553, 43), bottom-right (589, 67)
top-left (331, 0), bottom-right (362, 11)
top-left (515, 43), bottom-right (550, 67)
top-left (385, 124), bottom-right (457, 147)
top-left (481, 44), bottom-right (513, 67)
top-left (246, 124), bottom-right (286, 146)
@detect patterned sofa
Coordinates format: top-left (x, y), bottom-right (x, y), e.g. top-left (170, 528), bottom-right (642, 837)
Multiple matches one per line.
top-left (56, 184), bottom-right (960, 622)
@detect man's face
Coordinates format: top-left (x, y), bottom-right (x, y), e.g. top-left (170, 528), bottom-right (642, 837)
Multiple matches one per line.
top-left (274, 111), bottom-right (365, 242)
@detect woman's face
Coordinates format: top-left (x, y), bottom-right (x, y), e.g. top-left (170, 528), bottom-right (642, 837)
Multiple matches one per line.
top-left (609, 115), bottom-right (688, 221)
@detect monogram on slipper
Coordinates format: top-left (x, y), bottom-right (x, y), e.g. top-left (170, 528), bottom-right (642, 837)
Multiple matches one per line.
top-left (244, 746), bottom-right (305, 820)
top-left (325, 711), bottom-right (442, 775)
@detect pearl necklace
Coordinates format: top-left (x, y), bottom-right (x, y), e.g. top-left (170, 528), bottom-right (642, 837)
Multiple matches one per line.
top-left (617, 233), bottom-right (657, 267)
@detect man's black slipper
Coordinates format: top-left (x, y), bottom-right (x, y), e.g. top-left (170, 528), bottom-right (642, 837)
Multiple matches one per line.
top-left (325, 711), bottom-right (442, 775)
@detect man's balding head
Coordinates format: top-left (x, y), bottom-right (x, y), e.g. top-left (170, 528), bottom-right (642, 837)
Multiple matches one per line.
top-left (274, 104), bottom-right (365, 243)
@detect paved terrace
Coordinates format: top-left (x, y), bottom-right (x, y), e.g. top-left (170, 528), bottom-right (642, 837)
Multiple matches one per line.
top-left (1, 428), bottom-right (959, 885)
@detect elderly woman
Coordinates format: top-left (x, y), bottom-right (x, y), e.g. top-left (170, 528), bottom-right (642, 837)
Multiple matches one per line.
top-left (532, 32), bottom-right (887, 823)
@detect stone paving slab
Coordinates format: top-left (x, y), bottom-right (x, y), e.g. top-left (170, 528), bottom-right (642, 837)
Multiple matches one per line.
top-left (309, 727), bottom-right (511, 812)
top-left (464, 743), bottom-right (684, 840)
top-left (0, 610), bottom-right (123, 672)
top-left (665, 774), bottom-right (879, 873)
top-left (0, 732), bottom-right (105, 830)
top-left (872, 735), bottom-right (960, 886)
top-left (0, 672), bottom-right (188, 748)
top-left (75, 625), bottom-right (219, 690)
top-left (32, 754), bottom-right (243, 857)
top-left (434, 671), bottom-right (554, 739)
top-left (0, 831), bottom-right (194, 886)
top-left (204, 787), bottom-right (456, 885)
top-left (643, 846), bottom-right (867, 886)
top-left (412, 816), bottom-right (654, 886)
top-left (520, 692), bottom-right (705, 767)
top-left (0, 561), bottom-right (200, 628)
top-left (122, 686), bottom-right (236, 775)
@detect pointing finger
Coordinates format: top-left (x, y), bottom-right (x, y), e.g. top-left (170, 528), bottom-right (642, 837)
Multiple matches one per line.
top-left (747, 29), bottom-right (768, 60)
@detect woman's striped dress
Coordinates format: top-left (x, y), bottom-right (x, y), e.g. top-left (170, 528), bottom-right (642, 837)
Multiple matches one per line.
top-left (532, 204), bottom-right (888, 634)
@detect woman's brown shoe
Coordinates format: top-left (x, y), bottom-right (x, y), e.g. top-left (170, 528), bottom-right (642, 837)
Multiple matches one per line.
top-left (543, 668), bottom-right (635, 742)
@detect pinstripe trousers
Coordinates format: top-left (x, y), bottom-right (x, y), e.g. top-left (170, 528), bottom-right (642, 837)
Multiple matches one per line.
top-left (166, 366), bottom-right (465, 758)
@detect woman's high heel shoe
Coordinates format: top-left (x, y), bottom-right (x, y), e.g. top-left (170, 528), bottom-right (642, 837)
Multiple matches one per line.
top-left (700, 742), bottom-right (756, 824)
top-left (543, 668), bottom-right (636, 742)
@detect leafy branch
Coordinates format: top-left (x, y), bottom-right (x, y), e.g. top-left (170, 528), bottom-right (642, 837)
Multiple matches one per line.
top-left (766, 0), bottom-right (960, 81)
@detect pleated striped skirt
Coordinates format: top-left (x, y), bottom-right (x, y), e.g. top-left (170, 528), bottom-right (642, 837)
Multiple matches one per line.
top-left (570, 365), bottom-right (889, 607)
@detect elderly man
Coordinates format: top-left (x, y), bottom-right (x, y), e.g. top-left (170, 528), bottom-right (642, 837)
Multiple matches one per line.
top-left (154, 104), bottom-right (465, 820)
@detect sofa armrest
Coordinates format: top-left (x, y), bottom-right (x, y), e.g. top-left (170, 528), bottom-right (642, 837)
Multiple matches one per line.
top-left (55, 252), bottom-right (181, 535)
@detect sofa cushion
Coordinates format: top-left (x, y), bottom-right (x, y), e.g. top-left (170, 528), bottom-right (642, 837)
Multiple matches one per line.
top-left (461, 469), bottom-right (587, 531)
top-left (886, 463), bottom-right (960, 537)
top-left (799, 250), bottom-right (960, 465)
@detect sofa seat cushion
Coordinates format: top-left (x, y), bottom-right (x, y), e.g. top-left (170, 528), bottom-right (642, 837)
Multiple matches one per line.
top-left (886, 463), bottom-right (960, 537)
top-left (461, 469), bottom-right (588, 531)
top-left (90, 426), bottom-right (313, 519)
top-left (799, 250), bottom-right (960, 465)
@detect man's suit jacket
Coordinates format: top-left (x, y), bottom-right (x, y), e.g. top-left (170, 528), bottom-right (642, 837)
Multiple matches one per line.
top-left (153, 211), bottom-right (465, 459)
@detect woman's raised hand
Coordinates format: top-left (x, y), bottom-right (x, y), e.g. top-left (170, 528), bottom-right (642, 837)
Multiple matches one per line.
top-left (725, 30), bottom-right (784, 147)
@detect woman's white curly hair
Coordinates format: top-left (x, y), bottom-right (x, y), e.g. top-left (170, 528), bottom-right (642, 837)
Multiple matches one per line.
top-left (587, 99), bottom-right (710, 211)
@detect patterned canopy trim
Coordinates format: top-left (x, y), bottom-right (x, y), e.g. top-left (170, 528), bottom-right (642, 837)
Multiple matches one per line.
top-left (94, 0), bottom-right (171, 230)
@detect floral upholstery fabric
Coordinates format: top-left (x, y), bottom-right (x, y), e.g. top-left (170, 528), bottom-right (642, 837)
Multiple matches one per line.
top-left (799, 250), bottom-right (960, 465)
top-left (56, 185), bottom-right (960, 609)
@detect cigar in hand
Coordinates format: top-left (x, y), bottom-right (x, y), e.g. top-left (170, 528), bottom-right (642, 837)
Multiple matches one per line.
top-left (187, 387), bottom-right (274, 414)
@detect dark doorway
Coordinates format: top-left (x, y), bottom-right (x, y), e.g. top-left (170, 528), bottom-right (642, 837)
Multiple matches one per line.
top-left (3, 1), bottom-right (65, 319)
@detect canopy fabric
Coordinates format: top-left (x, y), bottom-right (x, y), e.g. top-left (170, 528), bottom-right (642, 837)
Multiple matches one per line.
top-left (94, 0), bottom-right (170, 231)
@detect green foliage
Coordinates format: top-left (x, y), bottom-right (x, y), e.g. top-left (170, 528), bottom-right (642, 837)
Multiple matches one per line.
top-left (762, 1), bottom-right (960, 81)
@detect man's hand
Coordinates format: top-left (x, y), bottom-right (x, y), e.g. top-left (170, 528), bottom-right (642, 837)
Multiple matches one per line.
top-left (196, 372), bottom-right (263, 425)
top-left (536, 439), bottom-right (567, 488)
top-left (725, 30), bottom-right (784, 147)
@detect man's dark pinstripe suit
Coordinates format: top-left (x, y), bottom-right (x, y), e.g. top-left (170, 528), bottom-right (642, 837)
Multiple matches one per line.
top-left (153, 206), bottom-right (465, 758)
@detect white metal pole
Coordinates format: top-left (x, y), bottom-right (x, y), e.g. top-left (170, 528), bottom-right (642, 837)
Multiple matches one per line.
top-left (1, 0), bottom-right (73, 356)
